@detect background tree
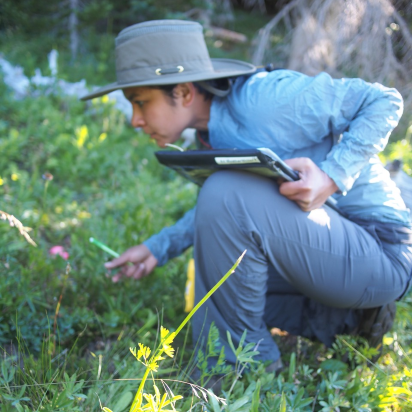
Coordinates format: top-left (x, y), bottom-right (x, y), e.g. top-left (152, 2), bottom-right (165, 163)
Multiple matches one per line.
top-left (250, 0), bottom-right (412, 133)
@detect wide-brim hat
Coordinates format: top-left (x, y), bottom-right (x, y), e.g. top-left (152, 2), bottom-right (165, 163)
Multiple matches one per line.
top-left (80, 20), bottom-right (256, 101)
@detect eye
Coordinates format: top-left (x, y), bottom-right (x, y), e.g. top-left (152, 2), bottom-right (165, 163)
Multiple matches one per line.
top-left (134, 100), bottom-right (144, 108)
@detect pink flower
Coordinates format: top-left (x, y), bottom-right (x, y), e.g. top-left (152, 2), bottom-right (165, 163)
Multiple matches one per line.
top-left (49, 245), bottom-right (69, 260)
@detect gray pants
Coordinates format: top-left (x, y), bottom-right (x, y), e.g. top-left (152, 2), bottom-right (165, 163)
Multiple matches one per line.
top-left (193, 171), bottom-right (412, 365)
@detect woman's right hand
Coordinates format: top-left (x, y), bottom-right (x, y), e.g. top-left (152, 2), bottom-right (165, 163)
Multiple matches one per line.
top-left (104, 244), bottom-right (158, 283)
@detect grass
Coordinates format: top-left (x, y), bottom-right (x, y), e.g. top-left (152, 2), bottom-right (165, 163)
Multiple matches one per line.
top-left (1, 16), bottom-right (412, 412)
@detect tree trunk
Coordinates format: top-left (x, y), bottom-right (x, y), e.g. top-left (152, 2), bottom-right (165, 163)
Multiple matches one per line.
top-left (69, 0), bottom-right (79, 62)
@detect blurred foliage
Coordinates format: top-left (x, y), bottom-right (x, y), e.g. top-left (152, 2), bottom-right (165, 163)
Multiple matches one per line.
top-left (0, 75), bottom-right (196, 354)
top-left (0, 2), bottom-right (270, 85)
top-left (0, 0), bottom-right (190, 34)
top-left (380, 124), bottom-right (412, 175)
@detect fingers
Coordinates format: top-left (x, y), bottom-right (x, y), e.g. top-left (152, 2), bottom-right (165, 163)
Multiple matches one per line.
top-left (145, 254), bottom-right (158, 275)
top-left (104, 244), bottom-right (158, 283)
top-left (104, 253), bottom-right (131, 270)
top-left (279, 178), bottom-right (309, 198)
top-left (279, 158), bottom-right (338, 212)
top-left (279, 158), bottom-right (323, 211)
top-left (104, 258), bottom-right (122, 270)
top-left (279, 157), bottom-right (311, 198)
top-left (111, 262), bottom-right (146, 283)
top-left (280, 178), bottom-right (324, 211)
top-left (104, 244), bottom-right (151, 269)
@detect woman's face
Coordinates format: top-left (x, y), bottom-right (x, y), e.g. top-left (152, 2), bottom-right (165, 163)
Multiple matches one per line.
top-left (124, 85), bottom-right (195, 148)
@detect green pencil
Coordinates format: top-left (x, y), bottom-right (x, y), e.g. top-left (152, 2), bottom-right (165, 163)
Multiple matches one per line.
top-left (89, 237), bottom-right (120, 258)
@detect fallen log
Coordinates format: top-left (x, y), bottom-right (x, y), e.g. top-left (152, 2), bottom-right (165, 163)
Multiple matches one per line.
top-left (205, 26), bottom-right (248, 43)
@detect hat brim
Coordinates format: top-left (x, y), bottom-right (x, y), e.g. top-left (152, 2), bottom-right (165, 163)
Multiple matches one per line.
top-left (80, 58), bottom-right (256, 101)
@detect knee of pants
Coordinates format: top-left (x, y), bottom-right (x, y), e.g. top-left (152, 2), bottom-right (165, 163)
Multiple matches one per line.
top-left (196, 171), bottom-right (241, 222)
top-left (197, 170), bottom-right (277, 222)
top-left (199, 170), bottom-right (240, 199)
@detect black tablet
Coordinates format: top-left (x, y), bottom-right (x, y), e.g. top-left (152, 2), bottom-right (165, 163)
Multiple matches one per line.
top-left (155, 147), bottom-right (342, 214)
top-left (155, 148), bottom-right (299, 186)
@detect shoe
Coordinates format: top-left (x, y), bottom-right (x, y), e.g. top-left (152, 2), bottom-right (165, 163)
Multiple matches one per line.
top-left (357, 302), bottom-right (396, 360)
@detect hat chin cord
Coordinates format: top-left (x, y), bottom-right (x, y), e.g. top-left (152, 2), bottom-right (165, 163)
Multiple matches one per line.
top-left (197, 79), bottom-right (232, 97)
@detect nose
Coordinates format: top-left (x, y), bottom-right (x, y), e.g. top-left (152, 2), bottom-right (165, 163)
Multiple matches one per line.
top-left (131, 106), bottom-right (146, 128)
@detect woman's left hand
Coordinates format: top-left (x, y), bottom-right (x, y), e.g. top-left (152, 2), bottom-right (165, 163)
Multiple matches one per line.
top-left (279, 157), bottom-right (339, 212)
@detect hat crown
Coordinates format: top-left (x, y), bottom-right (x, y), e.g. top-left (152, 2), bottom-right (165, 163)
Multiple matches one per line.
top-left (115, 20), bottom-right (214, 85)
top-left (116, 20), bottom-right (203, 46)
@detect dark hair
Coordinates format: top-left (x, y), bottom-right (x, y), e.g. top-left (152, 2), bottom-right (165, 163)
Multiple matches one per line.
top-left (152, 78), bottom-right (231, 101)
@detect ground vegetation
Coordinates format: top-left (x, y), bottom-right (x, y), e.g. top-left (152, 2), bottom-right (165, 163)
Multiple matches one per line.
top-left (1, 2), bottom-right (412, 411)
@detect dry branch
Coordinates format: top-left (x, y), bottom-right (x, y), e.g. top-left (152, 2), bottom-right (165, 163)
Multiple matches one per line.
top-left (251, 0), bottom-right (302, 65)
top-left (0, 210), bottom-right (37, 247)
top-left (251, 0), bottom-right (412, 115)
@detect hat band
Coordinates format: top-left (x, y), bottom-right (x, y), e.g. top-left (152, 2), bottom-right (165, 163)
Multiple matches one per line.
top-left (155, 66), bottom-right (184, 75)
top-left (117, 58), bottom-right (215, 84)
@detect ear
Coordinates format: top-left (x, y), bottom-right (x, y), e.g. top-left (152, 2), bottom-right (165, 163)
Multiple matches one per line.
top-left (174, 83), bottom-right (196, 107)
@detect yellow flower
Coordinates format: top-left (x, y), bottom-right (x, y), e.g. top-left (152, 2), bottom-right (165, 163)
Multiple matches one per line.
top-left (101, 95), bottom-right (109, 104)
top-left (75, 125), bottom-right (89, 148)
top-left (0, 177), bottom-right (3, 186)
top-left (77, 211), bottom-right (91, 219)
top-left (99, 132), bottom-right (107, 142)
top-left (160, 326), bottom-right (175, 344)
top-left (130, 343), bottom-right (152, 367)
top-left (142, 384), bottom-right (183, 412)
top-left (98, 395), bottom-right (115, 412)
top-left (11, 173), bottom-right (18, 181)
top-left (160, 326), bottom-right (176, 358)
top-left (137, 343), bottom-right (151, 361)
top-left (147, 354), bottom-right (166, 372)
top-left (163, 344), bottom-right (175, 359)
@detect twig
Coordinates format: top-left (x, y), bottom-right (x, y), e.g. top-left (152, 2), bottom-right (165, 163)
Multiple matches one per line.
top-left (251, 0), bottom-right (301, 65)
top-left (0, 210), bottom-right (37, 247)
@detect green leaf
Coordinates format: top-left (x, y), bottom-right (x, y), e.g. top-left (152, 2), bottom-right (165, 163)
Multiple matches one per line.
top-left (320, 359), bottom-right (348, 373)
top-left (113, 390), bottom-right (134, 412)
top-left (227, 396), bottom-right (250, 412)
top-left (2, 394), bottom-right (17, 401)
top-left (238, 329), bottom-right (248, 352)
top-left (288, 352), bottom-right (296, 382)
top-left (250, 379), bottom-right (261, 412)
top-left (209, 393), bottom-right (223, 412)
top-left (279, 392), bottom-right (287, 412)
top-left (15, 405), bottom-right (24, 412)
top-left (74, 393), bottom-right (88, 399)
top-left (226, 330), bottom-right (237, 355)
top-left (17, 384), bottom-right (27, 398)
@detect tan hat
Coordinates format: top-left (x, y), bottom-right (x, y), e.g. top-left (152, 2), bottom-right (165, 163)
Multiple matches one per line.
top-left (80, 19), bottom-right (256, 101)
